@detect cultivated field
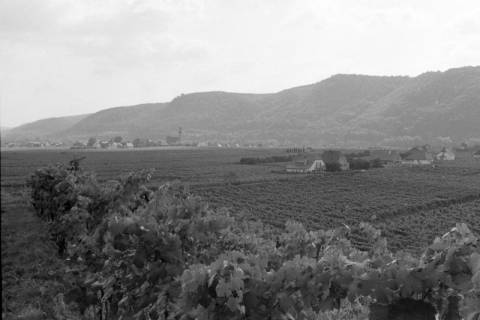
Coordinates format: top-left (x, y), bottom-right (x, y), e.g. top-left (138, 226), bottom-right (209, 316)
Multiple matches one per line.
top-left (2, 148), bottom-right (479, 252)
top-left (382, 199), bottom-right (480, 251)
top-left (0, 148), bottom-right (294, 189)
top-left (194, 164), bottom-right (480, 251)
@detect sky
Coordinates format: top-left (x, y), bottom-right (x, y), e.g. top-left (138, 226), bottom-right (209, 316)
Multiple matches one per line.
top-left (0, 0), bottom-right (479, 127)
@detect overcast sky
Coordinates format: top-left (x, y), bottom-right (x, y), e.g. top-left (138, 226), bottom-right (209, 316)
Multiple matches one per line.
top-left (0, 0), bottom-right (479, 127)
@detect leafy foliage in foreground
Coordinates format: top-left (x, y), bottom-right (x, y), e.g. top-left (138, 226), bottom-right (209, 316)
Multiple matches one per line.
top-left (27, 161), bottom-right (153, 256)
top-left (27, 163), bottom-right (480, 319)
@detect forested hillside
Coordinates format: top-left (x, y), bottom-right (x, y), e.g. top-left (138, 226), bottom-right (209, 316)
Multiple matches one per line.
top-left (5, 66), bottom-right (480, 146)
top-left (4, 114), bottom-right (89, 141)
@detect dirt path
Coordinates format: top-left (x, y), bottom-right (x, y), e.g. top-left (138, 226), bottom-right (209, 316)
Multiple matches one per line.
top-left (1, 189), bottom-right (67, 319)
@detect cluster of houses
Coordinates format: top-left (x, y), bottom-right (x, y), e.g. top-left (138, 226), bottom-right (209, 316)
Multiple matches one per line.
top-left (401, 145), bottom-right (456, 165)
top-left (72, 135), bottom-right (182, 149)
top-left (197, 142), bottom-right (265, 148)
top-left (71, 139), bottom-right (134, 150)
top-left (4, 141), bottom-right (66, 148)
top-left (285, 145), bottom-right (466, 174)
top-left (68, 136), bottom-right (272, 149)
top-left (3, 138), bottom-right (275, 149)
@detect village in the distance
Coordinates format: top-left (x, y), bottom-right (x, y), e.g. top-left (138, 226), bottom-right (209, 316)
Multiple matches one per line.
top-left (2, 124), bottom-right (480, 173)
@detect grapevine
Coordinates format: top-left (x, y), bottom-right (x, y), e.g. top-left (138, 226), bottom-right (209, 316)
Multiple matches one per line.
top-left (27, 163), bottom-right (480, 319)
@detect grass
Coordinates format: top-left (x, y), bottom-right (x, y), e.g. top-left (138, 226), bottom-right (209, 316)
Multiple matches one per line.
top-left (1, 189), bottom-right (69, 319)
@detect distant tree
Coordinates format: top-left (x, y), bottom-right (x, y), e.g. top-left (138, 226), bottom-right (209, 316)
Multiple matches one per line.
top-left (87, 137), bottom-right (97, 147)
top-left (325, 163), bottom-right (342, 172)
top-left (132, 138), bottom-right (142, 148)
top-left (349, 158), bottom-right (371, 170)
top-left (346, 150), bottom-right (370, 161)
top-left (113, 136), bottom-right (123, 143)
top-left (370, 158), bottom-right (384, 168)
top-left (72, 141), bottom-right (86, 149)
top-left (240, 157), bottom-right (259, 165)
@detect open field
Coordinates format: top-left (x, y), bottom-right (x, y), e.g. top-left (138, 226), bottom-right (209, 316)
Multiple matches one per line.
top-left (1, 148), bottom-right (295, 189)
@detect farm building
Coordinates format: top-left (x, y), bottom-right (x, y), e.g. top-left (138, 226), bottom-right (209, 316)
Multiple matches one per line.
top-left (166, 136), bottom-right (180, 145)
top-left (321, 150), bottom-right (350, 171)
top-left (401, 147), bottom-right (434, 165)
top-left (108, 142), bottom-right (122, 149)
top-left (99, 141), bottom-right (110, 149)
top-left (71, 141), bottom-right (86, 149)
top-left (362, 150), bottom-right (402, 166)
top-left (435, 148), bottom-right (455, 161)
top-left (285, 163), bottom-right (308, 173)
top-left (285, 159), bottom-right (325, 173)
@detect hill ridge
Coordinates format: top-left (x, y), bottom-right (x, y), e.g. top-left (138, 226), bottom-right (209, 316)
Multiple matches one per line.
top-left (4, 66), bottom-right (480, 146)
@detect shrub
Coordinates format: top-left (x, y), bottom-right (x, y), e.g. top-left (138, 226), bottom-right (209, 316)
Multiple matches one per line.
top-left (240, 155), bottom-right (293, 165)
top-left (325, 162), bottom-right (342, 172)
top-left (239, 157), bottom-right (259, 165)
top-left (370, 158), bottom-right (384, 168)
top-left (349, 158), bottom-right (371, 170)
top-left (345, 150), bottom-right (370, 160)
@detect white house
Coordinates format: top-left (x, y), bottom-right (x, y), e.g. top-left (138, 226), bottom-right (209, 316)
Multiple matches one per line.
top-left (436, 148), bottom-right (455, 161)
top-left (286, 159), bottom-right (325, 173)
top-left (109, 142), bottom-right (121, 149)
top-left (307, 160), bottom-right (326, 172)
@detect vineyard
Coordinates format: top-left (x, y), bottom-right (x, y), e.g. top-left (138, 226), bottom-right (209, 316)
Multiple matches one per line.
top-left (382, 200), bottom-right (480, 251)
top-left (194, 167), bottom-right (480, 251)
top-left (2, 161), bottom-right (480, 319)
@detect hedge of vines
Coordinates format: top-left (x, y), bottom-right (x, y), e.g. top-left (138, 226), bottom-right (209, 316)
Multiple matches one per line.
top-left (27, 162), bottom-right (480, 320)
top-left (239, 156), bottom-right (294, 165)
